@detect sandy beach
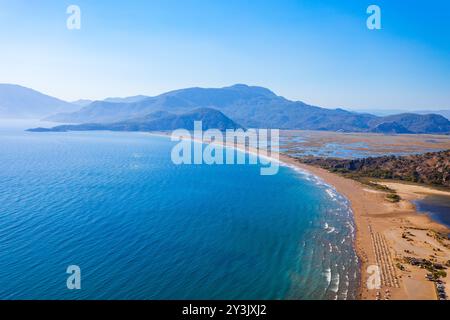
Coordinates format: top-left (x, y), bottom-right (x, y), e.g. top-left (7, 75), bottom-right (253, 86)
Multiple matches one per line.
top-left (233, 143), bottom-right (450, 300)
top-left (154, 131), bottom-right (450, 300)
top-left (288, 159), bottom-right (450, 300)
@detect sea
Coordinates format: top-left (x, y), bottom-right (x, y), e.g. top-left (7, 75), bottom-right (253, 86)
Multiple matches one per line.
top-left (0, 120), bottom-right (359, 299)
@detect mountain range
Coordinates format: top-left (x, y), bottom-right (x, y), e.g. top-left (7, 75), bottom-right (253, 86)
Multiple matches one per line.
top-left (350, 108), bottom-right (450, 120)
top-left (1, 83), bottom-right (449, 134)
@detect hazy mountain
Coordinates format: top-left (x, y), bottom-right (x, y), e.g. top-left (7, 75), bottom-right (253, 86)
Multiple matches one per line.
top-left (352, 108), bottom-right (450, 120)
top-left (28, 108), bottom-right (242, 132)
top-left (71, 96), bottom-right (149, 108)
top-left (0, 84), bottom-right (80, 118)
top-left (71, 99), bottom-right (94, 107)
top-left (103, 95), bottom-right (149, 104)
top-left (368, 113), bottom-right (450, 134)
top-left (349, 109), bottom-right (408, 116)
top-left (47, 84), bottom-right (450, 134)
top-left (370, 122), bottom-right (412, 134)
top-left (46, 84), bottom-right (379, 130)
top-left (416, 110), bottom-right (450, 121)
top-left (47, 84), bottom-right (283, 124)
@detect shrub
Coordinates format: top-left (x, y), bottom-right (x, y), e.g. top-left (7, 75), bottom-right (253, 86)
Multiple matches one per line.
top-left (386, 193), bottom-right (401, 203)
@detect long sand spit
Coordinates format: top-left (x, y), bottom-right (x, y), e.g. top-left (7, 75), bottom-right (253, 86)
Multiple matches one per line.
top-left (152, 131), bottom-right (450, 300)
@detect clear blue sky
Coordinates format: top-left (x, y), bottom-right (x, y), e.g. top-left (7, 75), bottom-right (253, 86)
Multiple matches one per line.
top-left (0, 0), bottom-right (449, 110)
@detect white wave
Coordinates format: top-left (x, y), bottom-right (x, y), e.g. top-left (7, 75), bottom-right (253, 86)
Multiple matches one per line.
top-left (330, 272), bottom-right (340, 293)
top-left (346, 221), bottom-right (355, 234)
top-left (323, 268), bottom-right (331, 287)
top-left (341, 289), bottom-right (348, 300)
top-left (324, 222), bottom-right (335, 234)
top-left (325, 188), bottom-right (337, 200)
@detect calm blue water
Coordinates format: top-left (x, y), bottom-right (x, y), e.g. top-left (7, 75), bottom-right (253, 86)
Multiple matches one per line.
top-left (0, 120), bottom-right (359, 300)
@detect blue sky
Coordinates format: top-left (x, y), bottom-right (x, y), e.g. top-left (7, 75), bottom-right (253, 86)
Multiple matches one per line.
top-left (0, 0), bottom-right (449, 110)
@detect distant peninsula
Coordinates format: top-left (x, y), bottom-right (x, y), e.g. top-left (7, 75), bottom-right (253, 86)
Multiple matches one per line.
top-left (27, 108), bottom-right (243, 132)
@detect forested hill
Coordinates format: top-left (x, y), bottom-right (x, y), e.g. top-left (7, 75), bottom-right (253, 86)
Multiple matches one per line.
top-left (298, 150), bottom-right (450, 187)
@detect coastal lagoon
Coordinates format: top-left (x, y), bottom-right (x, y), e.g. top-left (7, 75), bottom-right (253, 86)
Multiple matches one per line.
top-left (0, 121), bottom-right (359, 299)
top-left (279, 130), bottom-right (450, 159)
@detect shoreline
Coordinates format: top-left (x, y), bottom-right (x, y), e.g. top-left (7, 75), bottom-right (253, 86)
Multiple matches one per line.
top-left (149, 131), bottom-right (450, 300)
top-left (275, 156), bottom-right (450, 300)
top-left (270, 155), bottom-right (449, 300)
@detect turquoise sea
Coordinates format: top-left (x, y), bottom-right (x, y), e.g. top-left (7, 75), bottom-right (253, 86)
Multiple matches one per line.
top-left (0, 120), bottom-right (359, 300)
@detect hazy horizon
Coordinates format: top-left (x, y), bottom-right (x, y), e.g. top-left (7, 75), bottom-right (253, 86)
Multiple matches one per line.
top-left (0, 0), bottom-right (449, 111)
